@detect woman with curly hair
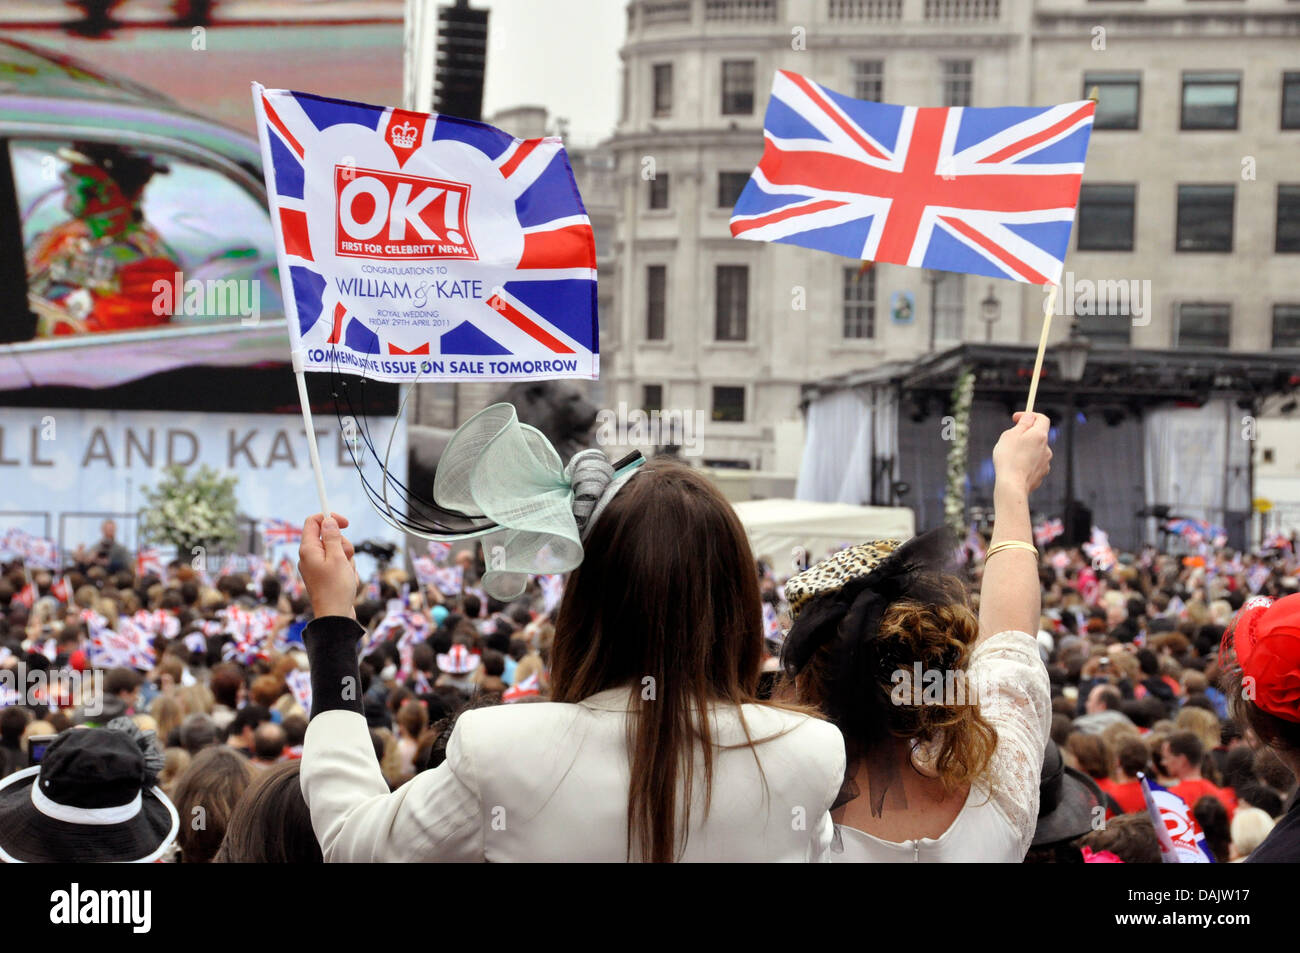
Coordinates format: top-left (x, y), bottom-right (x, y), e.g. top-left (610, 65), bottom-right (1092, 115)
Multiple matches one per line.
top-left (781, 412), bottom-right (1054, 862)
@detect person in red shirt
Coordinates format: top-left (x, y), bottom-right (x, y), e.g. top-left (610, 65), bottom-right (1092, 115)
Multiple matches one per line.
top-left (1162, 730), bottom-right (1236, 818)
top-left (1098, 735), bottom-right (1152, 815)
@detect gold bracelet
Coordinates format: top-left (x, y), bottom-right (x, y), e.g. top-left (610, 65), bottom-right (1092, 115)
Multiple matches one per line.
top-left (984, 540), bottom-right (1039, 560)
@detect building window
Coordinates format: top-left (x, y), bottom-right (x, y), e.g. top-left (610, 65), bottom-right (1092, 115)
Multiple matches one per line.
top-left (712, 386), bottom-right (746, 423)
top-left (646, 265), bottom-right (667, 340)
top-left (1075, 314), bottom-right (1131, 349)
top-left (1076, 184), bottom-right (1136, 251)
top-left (1181, 72), bottom-right (1240, 130)
top-left (648, 172), bottom-right (670, 210)
top-left (715, 265), bottom-right (749, 341)
top-left (842, 266), bottom-right (876, 339)
top-left (1274, 304), bottom-right (1300, 348)
top-left (1263, 448), bottom-right (1276, 464)
top-left (652, 62), bottom-right (673, 118)
top-left (722, 60), bottom-right (756, 115)
top-left (1277, 185), bottom-right (1300, 253)
top-left (1175, 303), bottom-right (1230, 349)
top-left (1176, 185), bottom-right (1234, 252)
top-left (1084, 72), bottom-right (1140, 130)
top-left (941, 60), bottom-right (972, 108)
top-left (643, 383), bottom-right (664, 413)
top-left (1284, 72), bottom-right (1300, 130)
top-left (852, 59), bottom-right (883, 102)
top-left (934, 272), bottom-right (964, 341)
top-left (717, 171), bottom-right (750, 208)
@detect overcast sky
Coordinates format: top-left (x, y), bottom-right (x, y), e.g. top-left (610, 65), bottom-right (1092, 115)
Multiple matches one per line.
top-left (480, 0), bottom-right (624, 146)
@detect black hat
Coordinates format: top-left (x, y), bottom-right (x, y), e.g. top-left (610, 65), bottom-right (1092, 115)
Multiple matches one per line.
top-left (0, 728), bottom-right (178, 863)
top-left (1032, 739), bottom-right (1106, 847)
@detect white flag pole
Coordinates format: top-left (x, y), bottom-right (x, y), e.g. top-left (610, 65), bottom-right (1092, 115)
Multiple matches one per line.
top-left (292, 349), bottom-right (331, 517)
top-left (1023, 283), bottom-right (1059, 415)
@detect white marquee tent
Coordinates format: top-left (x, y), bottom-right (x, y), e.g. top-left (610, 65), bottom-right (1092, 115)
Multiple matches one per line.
top-left (732, 498), bottom-right (916, 567)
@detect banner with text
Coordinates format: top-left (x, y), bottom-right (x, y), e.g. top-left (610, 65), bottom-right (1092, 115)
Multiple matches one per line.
top-left (0, 407), bottom-right (406, 555)
top-left (253, 85), bottom-right (599, 383)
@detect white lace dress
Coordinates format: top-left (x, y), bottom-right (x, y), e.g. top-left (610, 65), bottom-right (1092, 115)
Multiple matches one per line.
top-left (829, 630), bottom-right (1052, 863)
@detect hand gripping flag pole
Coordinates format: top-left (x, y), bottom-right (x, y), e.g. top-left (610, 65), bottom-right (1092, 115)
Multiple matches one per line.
top-left (1024, 86), bottom-right (1099, 416)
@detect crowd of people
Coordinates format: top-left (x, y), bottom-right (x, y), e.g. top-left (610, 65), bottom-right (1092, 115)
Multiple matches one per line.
top-left (0, 412), bottom-right (1298, 863)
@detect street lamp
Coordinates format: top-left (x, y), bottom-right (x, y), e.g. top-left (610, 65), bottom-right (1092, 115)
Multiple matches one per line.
top-left (1055, 321), bottom-right (1092, 545)
top-left (979, 285), bottom-right (1000, 342)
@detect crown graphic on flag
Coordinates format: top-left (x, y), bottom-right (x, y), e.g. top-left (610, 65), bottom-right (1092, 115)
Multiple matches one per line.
top-left (389, 120), bottom-right (419, 149)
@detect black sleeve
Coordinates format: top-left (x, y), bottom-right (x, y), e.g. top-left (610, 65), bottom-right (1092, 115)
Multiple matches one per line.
top-left (302, 616), bottom-right (366, 719)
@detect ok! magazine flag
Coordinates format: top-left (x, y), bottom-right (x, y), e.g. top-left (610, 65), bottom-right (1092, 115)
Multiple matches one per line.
top-left (252, 85), bottom-right (598, 382)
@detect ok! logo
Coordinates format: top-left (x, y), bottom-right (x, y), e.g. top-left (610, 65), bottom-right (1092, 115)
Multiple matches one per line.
top-left (334, 165), bottom-right (477, 261)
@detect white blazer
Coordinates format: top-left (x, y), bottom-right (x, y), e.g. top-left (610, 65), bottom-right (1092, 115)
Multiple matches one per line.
top-left (301, 686), bottom-right (846, 862)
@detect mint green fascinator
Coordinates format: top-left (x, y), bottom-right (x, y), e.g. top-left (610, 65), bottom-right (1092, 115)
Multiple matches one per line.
top-left (419, 403), bottom-right (645, 601)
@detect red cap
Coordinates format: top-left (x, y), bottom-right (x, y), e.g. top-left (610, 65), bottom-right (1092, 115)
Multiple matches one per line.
top-left (68, 649), bottom-right (87, 673)
top-left (1222, 593), bottom-right (1300, 723)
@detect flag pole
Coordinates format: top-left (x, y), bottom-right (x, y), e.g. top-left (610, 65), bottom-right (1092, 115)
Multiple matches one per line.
top-left (1024, 85), bottom-right (1098, 417)
top-left (1023, 283), bottom-right (1059, 415)
top-left (292, 349), bottom-right (331, 517)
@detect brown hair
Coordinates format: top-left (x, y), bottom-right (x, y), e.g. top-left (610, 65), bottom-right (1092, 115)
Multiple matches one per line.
top-left (249, 674), bottom-right (285, 708)
top-left (150, 694), bottom-right (184, 744)
top-left (1116, 736), bottom-right (1150, 778)
top-left (396, 700), bottom-right (428, 740)
top-left (214, 760), bottom-right (322, 863)
top-left (792, 577), bottom-right (997, 795)
top-left (1067, 731), bottom-right (1112, 781)
top-left (550, 459), bottom-right (798, 862)
top-left (1078, 811), bottom-right (1162, 863)
top-left (171, 746), bottom-right (255, 862)
top-left (1221, 665), bottom-right (1300, 753)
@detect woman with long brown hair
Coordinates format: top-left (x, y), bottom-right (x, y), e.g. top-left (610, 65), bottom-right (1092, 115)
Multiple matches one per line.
top-left (295, 408), bottom-right (844, 862)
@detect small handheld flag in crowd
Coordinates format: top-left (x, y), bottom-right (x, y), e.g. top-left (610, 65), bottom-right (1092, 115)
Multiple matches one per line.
top-left (1034, 518), bottom-right (1064, 547)
top-left (1082, 526), bottom-right (1117, 572)
top-left (1140, 773), bottom-right (1214, 863)
top-left (286, 668), bottom-right (313, 717)
top-left (1, 529), bottom-right (61, 570)
top-left (263, 518), bottom-right (304, 547)
top-left (503, 672), bottom-right (540, 703)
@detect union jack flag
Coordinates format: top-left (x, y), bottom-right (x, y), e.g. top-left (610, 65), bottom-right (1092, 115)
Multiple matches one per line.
top-left (730, 71), bottom-right (1095, 285)
top-left (1034, 518), bottom-right (1064, 547)
top-left (427, 541), bottom-right (453, 563)
top-left (503, 672), bottom-right (540, 703)
top-left (254, 86), bottom-right (598, 382)
top-left (136, 546), bottom-right (164, 579)
top-left (1083, 526), bottom-right (1116, 572)
top-left (90, 620), bottom-right (157, 672)
top-left (263, 518), bottom-right (304, 546)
